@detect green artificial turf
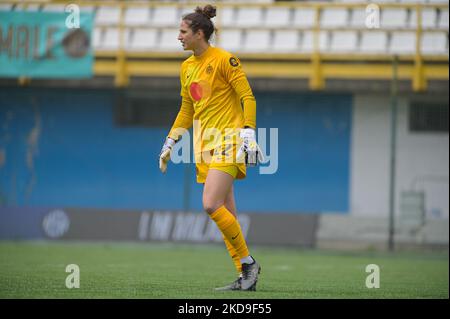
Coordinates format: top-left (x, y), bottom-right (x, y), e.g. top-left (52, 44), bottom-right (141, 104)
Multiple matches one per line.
top-left (0, 241), bottom-right (448, 299)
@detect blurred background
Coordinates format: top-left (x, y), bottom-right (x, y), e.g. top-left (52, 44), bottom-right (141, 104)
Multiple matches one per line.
top-left (0, 0), bottom-right (448, 252)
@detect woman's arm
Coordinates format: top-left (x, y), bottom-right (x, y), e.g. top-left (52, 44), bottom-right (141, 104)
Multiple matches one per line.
top-left (222, 55), bottom-right (256, 129)
top-left (231, 76), bottom-right (256, 129)
top-left (168, 97), bottom-right (194, 141)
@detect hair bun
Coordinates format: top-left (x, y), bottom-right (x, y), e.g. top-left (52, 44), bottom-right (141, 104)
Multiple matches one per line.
top-left (195, 5), bottom-right (216, 19)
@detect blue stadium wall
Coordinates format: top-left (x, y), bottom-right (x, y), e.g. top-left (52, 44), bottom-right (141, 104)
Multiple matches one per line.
top-left (0, 87), bottom-right (351, 213)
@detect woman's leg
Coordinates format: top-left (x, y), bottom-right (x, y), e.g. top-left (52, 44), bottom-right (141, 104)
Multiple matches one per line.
top-left (203, 169), bottom-right (250, 260)
top-left (202, 168), bottom-right (234, 214)
top-left (224, 185), bottom-right (236, 217)
top-left (203, 168), bottom-right (260, 291)
top-left (223, 185), bottom-right (242, 275)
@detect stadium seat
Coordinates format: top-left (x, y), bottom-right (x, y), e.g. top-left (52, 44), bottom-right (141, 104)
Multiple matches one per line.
top-left (334, 0), bottom-right (368, 2)
top-left (300, 31), bottom-right (328, 53)
top-left (178, 6), bottom-right (217, 27)
top-left (151, 6), bottom-right (178, 27)
top-left (92, 28), bottom-right (103, 49)
top-left (217, 29), bottom-right (243, 52)
top-left (95, 6), bottom-right (120, 26)
top-left (242, 30), bottom-right (271, 52)
top-left (179, 6), bottom-right (192, 18)
top-left (264, 7), bottom-right (291, 27)
top-left (129, 29), bottom-right (158, 51)
top-left (438, 9), bottom-right (449, 29)
top-left (9, 3), bottom-right (88, 13)
top-left (342, 0), bottom-right (402, 2)
top-left (41, 4), bottom-right (65, 12)
top-left (360, 31), bottom-right (388, 54)
top-left (399, 0), bottom-right (428, 3)
top-left (321, 8), bottom-right (349, 28)
top-left (421, 32), bottom-right (448, 54)
top-left (79, 6), bottom-right (95, 13)
top-left (158, 28), bottom-right (181, 51)
top-left (217, 7), bottom-right (235, 27)
top-left (381, 9), bottom-right (409, 29)
top-left (125, 7), bottom-right (151, 26)
top-left (329, 31), bottom-right (358, 53)
top-left (376, 0), bottom-right (407, 3)
top-left (100, 28), bottom-right (119, 50)
top-left (292, 8), bottom-right (316, 28)
top-left (272, 30), bottom-right (299, 52)
top-left (97, 28), bottom-right (126, 50)
top-left (235, 7), bottom-right (264, 27)
top-left (409, 9), bottom-right (438, 29)
top-left (389, 32), bottom-right (416, 54)
top-left (350, 9), bottom-right (368, 28)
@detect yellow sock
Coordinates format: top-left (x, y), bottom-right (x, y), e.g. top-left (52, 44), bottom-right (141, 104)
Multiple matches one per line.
top-left (210, 206), bottom-right (250, 260)
top-left (223, 234), bottom-right (242, 275)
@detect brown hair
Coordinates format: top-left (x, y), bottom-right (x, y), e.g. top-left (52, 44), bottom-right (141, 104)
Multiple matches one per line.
top-left (182, 5), bottom-right (217, 42)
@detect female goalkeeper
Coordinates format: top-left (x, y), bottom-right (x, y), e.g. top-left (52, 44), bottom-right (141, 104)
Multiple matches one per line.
top-left (159, 4), bottom-right (263, 291)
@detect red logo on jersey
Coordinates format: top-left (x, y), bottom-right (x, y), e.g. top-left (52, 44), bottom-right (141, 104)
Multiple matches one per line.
top-left (189, 80), bottom-right (211, 101)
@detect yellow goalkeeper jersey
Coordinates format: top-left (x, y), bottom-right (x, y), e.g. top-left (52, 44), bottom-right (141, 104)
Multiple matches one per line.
top-left (169, 46), bottom-right (256, 156)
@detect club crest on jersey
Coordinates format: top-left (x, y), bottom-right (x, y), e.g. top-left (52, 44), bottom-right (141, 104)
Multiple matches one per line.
top-left (205, 64), bottom-right (213, 74)
top-left (229, 57), bottom-right (239, 67)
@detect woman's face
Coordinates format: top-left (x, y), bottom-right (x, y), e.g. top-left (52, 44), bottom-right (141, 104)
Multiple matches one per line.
top-left (178, 20), bottom-right (202, 51)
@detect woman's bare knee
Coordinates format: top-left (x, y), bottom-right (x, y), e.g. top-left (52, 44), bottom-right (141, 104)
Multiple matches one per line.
top-left (203, 199), bottom-right (224, 215)
top-left (203, 169), bottom-right (234, 215)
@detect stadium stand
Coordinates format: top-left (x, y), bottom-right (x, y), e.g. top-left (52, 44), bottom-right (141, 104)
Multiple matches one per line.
top-left (293, 7), bottom-right (316, 28)
top-left (124, 7), bottom-right (152, 26)
top-left (1, 0), bottom-right (448, 91)
top-left (218, 29), bottom-right (243, 52)
top-left (242, 29), bottom-right (272, 52)
top-left (389, 31), bottom-right (417, 54)
top-left (321, 8), bottom-right (349, 28)
top-left (272, 30), bottom-right (299, 52)
top-left (264, 7), bottom-right (291, 27)
top-left (360, 31), bottom-right (389, 53)
top-left (95, 6), bottom-right (120, 26)
top-left (421, 31), bottom-right (448, 54)
top-left (329, 31), bottom-right (358, 53)
top-left (151, 6), bottom-right (178, 27)
top-left (4, 0), bottom-right (447, 55)
top-left (235, 6), bottom-right (264, 27)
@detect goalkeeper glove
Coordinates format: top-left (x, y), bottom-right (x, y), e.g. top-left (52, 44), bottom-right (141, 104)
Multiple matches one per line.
top-left (159, 137), bottom-right (176, 173)
top-left (236, 128), bottom-right (264, 167)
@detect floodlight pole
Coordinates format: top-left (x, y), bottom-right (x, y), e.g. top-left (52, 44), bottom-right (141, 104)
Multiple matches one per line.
top-left (388, 55), bottom-right (399, 251)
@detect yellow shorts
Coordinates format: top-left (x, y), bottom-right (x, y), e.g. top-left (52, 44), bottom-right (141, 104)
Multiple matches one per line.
top-left (195, 144), bottom-right (246, 184)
